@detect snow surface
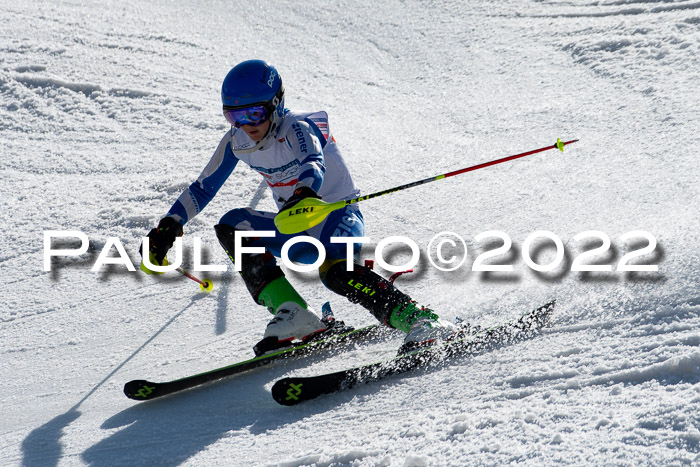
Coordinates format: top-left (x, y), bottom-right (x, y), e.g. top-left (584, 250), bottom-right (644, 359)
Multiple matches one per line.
top-left (1, 0), bottom-right (699, 465)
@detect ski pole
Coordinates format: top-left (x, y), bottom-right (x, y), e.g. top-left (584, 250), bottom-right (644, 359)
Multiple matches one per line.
top-left (275, 138), bottom-right (578, 234)
top-left (176, 267), bottom-right (213, 293)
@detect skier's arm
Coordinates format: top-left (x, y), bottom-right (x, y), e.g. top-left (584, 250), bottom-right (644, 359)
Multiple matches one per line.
top-left (167, 134), bottom-right (239, 225)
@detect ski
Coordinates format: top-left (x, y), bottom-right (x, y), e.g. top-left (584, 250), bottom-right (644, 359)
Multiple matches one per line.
top-left (271, 300), bottom-right (555, 406)
top-left (124, 323), bottom-right (386, 401)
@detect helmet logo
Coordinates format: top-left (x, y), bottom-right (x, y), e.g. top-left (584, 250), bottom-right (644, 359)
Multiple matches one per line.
top-left (267, 70), bottom-right (276, 88)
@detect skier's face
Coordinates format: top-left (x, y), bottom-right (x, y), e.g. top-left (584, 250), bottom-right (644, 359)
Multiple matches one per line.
top-left (241, 120), bottom-right (271, 142)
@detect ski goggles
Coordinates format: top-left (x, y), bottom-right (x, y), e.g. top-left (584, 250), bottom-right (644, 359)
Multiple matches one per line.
top-left (222, 104), bottom-right (269, 128)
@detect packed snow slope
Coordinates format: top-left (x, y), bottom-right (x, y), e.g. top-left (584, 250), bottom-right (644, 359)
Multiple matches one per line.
top-left (1, 0), bottom-right (699, 465)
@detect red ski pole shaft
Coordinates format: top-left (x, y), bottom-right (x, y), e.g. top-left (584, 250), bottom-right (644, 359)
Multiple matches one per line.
top-left (176, 267), bottom-right (206, 286)
top-left (443, 139), bottom-right (578, 179)
top-left (176, 267), bottom-right (214, 293)
top-left (346, 139), bottom-right (579, 206)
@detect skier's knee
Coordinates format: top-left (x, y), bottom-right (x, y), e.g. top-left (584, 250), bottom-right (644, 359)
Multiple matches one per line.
top-left (214, 223), bottom-right (255, 264)
top-left (218, 207), bottom-right (256, 228)
top-left (215, 223), bottom-right (283, 302)
top-left (319, 258), bottom-right (347, 286)
top-left (214, 223), bottom-right (237, 250)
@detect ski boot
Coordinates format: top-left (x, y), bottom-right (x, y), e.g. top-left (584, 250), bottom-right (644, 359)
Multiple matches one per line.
top-left (253, 302), bottom-right (328, 356)
top-left (253, 302), bottom-right (355, 356)
top-left (392, 301), bottom-right (460, 355)
top-left (302, 302), bottom-right (355, 343)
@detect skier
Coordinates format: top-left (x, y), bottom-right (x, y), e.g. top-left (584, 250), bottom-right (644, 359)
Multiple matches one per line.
top-left (141, 59), bottom-right (456, 355)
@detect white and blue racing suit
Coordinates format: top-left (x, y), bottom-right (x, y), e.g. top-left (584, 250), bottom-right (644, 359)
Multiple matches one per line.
top-left (166, 110), bottom-right (364, 264)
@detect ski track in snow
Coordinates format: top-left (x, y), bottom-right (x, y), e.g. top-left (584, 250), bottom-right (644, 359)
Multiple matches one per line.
top-left (1, 0), bottom-right (699, 465)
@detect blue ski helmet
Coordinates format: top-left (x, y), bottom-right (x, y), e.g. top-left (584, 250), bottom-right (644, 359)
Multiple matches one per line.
top-left (221, 60), bottom-right (285, 151)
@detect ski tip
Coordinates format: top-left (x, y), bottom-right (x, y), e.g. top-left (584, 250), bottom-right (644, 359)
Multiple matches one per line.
top-left (124, 379), bottom-right (159, 401)
top-left (539, 300), bottom-right (556, 314)
top-left (536, 300), bottom-right (557, 327)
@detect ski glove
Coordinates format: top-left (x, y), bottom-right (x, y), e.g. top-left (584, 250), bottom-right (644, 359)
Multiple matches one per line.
top-left (280, 186), bottom-right (321, 212)
top-left (140, 217), bottom-right (183, 274)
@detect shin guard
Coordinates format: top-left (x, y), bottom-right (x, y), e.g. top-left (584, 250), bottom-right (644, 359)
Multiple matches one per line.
top-left (321, 261), bottom-right (411, 326)
top-left (214, 224), bottom-right (284, 304)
